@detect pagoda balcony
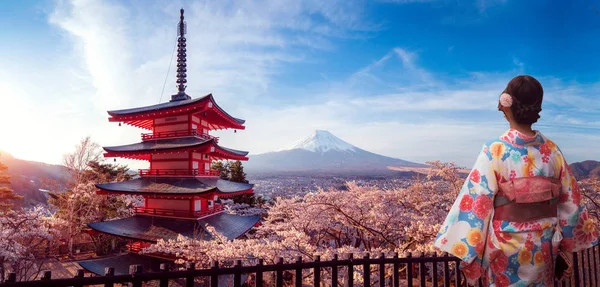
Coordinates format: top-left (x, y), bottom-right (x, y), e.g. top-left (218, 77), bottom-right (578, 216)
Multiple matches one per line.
top-left (141, 129), bottom-right (219, 142)
top-left (139, 169), bottom-right (220, 177)
top-left (134, 205), bottom-right (225, 219)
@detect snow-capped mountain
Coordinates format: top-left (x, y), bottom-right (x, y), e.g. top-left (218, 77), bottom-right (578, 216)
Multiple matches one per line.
top-left (245, 130), bottom-right (426, 175)
top-left (278, 130), bottom-right (356, 153)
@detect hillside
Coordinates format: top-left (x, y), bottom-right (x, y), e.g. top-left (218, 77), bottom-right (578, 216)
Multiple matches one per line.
top-left (0, 151), bottom-right (70, 207)
top-left (569, 160), bottom-right (600, 180)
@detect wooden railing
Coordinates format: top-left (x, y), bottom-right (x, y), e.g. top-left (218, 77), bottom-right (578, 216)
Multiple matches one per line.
top-left (139, 169), bottom-right (220, 177)
top-left (2, 246), bottom-right (599, 286)
top-left (134, 205), bottom-right (224, 218)
top-left (141, 129), bottom-right (218, 142)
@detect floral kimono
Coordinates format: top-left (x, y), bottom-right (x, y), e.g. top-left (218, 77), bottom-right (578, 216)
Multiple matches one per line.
top-left (434, 129), bottom-right (598, 286)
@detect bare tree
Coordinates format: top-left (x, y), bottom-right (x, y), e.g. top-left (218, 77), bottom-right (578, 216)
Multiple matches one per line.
top-left (62, 136), bottom-right (102, 185)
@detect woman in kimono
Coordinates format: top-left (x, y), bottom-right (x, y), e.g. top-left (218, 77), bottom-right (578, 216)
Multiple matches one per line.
top-left (434, 75), bottom-right (598, 286)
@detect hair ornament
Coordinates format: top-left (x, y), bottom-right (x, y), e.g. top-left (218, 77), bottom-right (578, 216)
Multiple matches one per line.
top-left (499, 93), bottom-right (513, 108)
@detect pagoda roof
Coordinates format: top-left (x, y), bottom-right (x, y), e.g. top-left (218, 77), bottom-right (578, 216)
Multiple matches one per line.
top-left (78, 253), bottom-right (170, 276)
top-left (88, 213), bottom-right (261, 242)
top-left (96, 177), bottom-right (254, 196)
top-left (102, 137), bottom-right (248, 160)
top-left (107, 94), bottom-right (245, 130)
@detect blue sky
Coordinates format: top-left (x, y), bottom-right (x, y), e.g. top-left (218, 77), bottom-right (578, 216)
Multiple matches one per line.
top-left (0, 0), bottom-right (599, 168)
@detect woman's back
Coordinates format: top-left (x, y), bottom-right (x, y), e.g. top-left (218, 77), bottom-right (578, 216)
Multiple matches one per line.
top-left (433, 76), bottom-right (597, 286)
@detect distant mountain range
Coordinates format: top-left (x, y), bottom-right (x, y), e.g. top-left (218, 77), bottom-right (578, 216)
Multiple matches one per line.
top-left (245, 130), bottom-right (427, 176)
top-left (0, 150), bottom-right (69, 206)
top-left (1, 139), bottom-right (598, 204)
top-left (569, 160), bottom-right (600, 180)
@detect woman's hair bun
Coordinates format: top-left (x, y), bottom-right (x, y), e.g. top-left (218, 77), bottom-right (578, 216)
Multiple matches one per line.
top-left (502, 75), bottom-right (543, 125)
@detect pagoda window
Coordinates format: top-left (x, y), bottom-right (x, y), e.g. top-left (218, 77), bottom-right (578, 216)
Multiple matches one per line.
top-left (192, 116), bottom-right (200, 123)
top-left (205, 162), bottom-right (210, 171)
top-left (154, 123), bottom-right (189, 133)
top-left (146, 198), bottom-right (191, 211)
top-left (155, 115), bottom-right (188, 125)
top-left (201, 120), bottom-right (208, 127)
top-left (152, 161), bottom-right (189, 170)
top-left (208, 200), bottom-right (214, 208)
top-left (194, 200), bottom-right (201, 211)
top-left (153, 153), bottom-right (188, 160)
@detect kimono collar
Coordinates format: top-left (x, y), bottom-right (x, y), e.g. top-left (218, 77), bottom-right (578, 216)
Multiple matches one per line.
top-left (503, 128), bottom-right (543, 146)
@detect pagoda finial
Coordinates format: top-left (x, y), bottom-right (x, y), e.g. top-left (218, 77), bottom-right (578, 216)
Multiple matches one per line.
top-left (171, 8), bottom-right (191, 102)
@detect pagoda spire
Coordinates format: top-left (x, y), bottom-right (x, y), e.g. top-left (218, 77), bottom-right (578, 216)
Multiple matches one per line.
top-left (171, 8), bottom-right (191, 102)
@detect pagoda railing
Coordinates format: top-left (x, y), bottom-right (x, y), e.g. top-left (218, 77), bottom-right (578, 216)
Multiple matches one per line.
top-left (139, 169), bottom-right (220, 177)
top-left (3, 245), bottom-right (599, 286)
top-left (134, 205), bottom-right (224, 218)
top-left (141, 129), bottom-right (218, 142)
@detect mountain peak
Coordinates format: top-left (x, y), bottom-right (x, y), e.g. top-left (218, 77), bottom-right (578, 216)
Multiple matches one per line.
top-left (280, 130), bottom-right (356, 153)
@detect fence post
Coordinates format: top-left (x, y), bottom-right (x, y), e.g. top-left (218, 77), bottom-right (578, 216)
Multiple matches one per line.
top-left (129, 264), bottom-right (143, 287)
top-left (211, 261), bottom-right (219, 287)
top-left (186, 262), bottom-right (195, 287)
top-left (379, 253), bottom-right (385, 287)
top-left (104, 267), bottom-right (115, 287)
top-left (314, 255), bottom-right (321, 287)
top-left (234, 260), bottom-right (242, 287)
top-left (442, 252), bottom-right (450, 287)
top-left (6, 273), bottom-right (16, 283)
top-left (295, 256), bottom-right (303, 287)
top-left (331, 254), bottom-right (338, 287)
top-left (347, 253), bottom-right (354, 287)
top-left (256, 259), bottom-right (264, 287)
top-left (159, 263), bottom-right (169, 287)
top-left (276, 257), bottom-right (284, 287)
top-left (393, 253), bottom-right (399, 287)
top-left (431, 252), bottom-right (438, 287)
top-left (73, 269), bottom-right (84, 287)
top-left (363, 253), bottom-right (370, 287)
top-left (407, 252), bottom-right (413, 287)
top-left (41, 271), bottom-right (51, 280)
top-left (419, 252), bottom-right (426, 287)
top-left (573, 252), bottom-right (580, 287)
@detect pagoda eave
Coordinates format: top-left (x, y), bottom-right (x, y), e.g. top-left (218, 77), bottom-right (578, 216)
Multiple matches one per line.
top-left (78, 254), bottom-right (171, 276)
top-left (97, 189), bottom-right (253, 197)
top-left (87, 214), bottom-right (261, 243)
top-left (103, 141), bottom-right (249, 161)
top-left (107, 94), bottom-right (245, 131)
top-left (95, 178), bottom-right (254, 196)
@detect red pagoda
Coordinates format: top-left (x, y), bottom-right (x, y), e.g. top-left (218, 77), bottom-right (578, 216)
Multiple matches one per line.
top-left (78, 9), bottom-right (260, 275)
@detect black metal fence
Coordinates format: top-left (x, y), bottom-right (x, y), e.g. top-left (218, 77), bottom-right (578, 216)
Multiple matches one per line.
top-left (2, 246), bottom-right (599, 287)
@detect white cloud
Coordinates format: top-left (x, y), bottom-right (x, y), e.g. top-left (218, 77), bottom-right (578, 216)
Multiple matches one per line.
top-left (0, 0), bottom-right (597, 170)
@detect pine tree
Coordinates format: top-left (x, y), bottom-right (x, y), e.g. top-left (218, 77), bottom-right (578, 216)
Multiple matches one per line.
top-left (228, 160), bottom-right (249, 184)
top-left (211, 161), bottom-right (230, 180)
top-left (0, 153), bottom-right (22, 214)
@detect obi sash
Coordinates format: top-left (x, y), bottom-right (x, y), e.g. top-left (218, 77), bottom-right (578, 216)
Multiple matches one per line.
top-left (493, 176), bottom-right (562, 222)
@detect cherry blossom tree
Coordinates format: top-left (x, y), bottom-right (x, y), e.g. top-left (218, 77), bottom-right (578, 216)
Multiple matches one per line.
top-left (142, 161), bottom-right (464, 285)
top-left (50, 137), bottom-right (142, 256)
top-left (0, 206), bottom-right (57, 282)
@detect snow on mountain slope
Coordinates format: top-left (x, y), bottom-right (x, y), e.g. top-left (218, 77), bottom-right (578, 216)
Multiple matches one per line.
top-left (278, 130), bottom-right (356, 153)
top-left (246, 130), bottom-right (426, 175)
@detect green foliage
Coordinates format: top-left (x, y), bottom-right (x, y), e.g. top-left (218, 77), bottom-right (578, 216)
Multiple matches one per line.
top-left (211, 161), bottom-right (229, 180)
top-left (228, 160), bottom-right (249, 184)
top-left (229, 193), bottom-right (266, 206)
top-left (0, 153), bottom-right (22, 214)
top-left (81, 161), bottom-right (133, 184)
top-left (211, 160), bottom-right (249, 183)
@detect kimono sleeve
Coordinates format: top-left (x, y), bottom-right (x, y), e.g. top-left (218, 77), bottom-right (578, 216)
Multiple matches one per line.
top-left (434, 143), bottom-right (499, 265)
top-left (554, 150), bottom-right (598, 252)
